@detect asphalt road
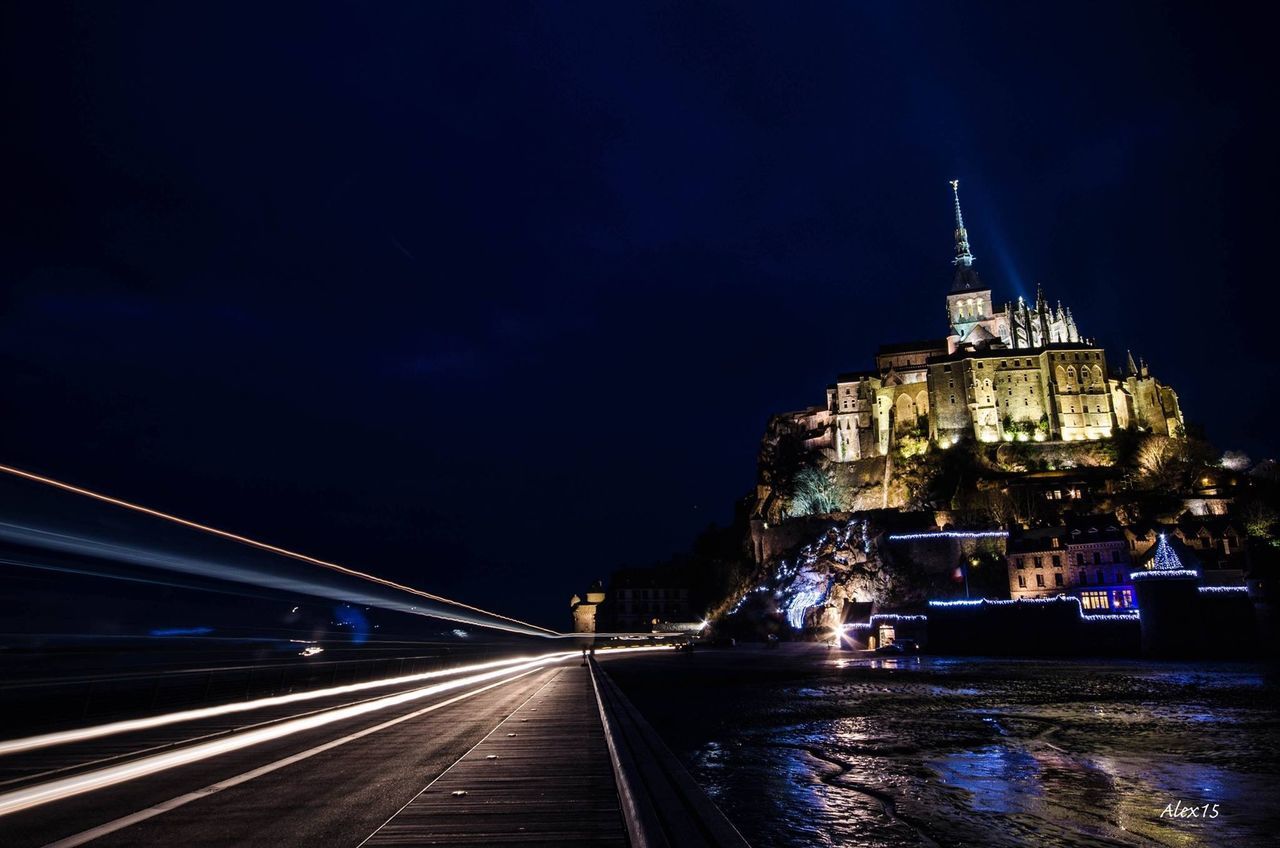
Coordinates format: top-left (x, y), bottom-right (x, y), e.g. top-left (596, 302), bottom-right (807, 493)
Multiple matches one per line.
top-left (0, 663), bottom-right (568, 848)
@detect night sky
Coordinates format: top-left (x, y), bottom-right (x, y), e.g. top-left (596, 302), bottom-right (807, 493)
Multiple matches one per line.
top-left (2, 3), bottom-right (1277, 628)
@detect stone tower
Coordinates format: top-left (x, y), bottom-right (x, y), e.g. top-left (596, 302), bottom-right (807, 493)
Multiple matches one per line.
top-left (944, 180), bottom-right (995, 343)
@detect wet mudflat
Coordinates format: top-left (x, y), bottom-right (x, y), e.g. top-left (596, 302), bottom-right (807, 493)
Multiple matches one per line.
top-left (602, 646), bottom-right (1280, 847)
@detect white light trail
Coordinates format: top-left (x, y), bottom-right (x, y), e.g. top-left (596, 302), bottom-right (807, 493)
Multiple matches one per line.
top-left (0, 645), bottom-right (665, 817)
top-left (0, 651), bottom-right (576, 757)
top-left (0, 463), bottom-right (556, 637)
top-left (38, 671), bottom-right (553, 848)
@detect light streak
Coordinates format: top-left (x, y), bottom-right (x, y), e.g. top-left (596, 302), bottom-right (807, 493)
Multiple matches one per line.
top-left (37, 671), bottom-right (552, 848)
top-left (1130, 570), bottom-right (1200, 581)
top-left (0, 645), bottom-right (665, 817)
top-left (0, 463), bottom-right (556, 637)
top-left (0, 651), bottom-right (579, 757)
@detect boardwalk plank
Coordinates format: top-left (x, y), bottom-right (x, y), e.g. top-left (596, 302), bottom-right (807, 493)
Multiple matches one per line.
top-left (363, 666), bottom-right (627, 847)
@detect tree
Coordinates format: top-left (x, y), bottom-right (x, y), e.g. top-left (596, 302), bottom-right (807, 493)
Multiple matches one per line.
top-left (1240, 498), bottom-right (1279, 540)
top-left (788, 465), bottom-right (840, 517)
top-left (1134, 435), bottom-right (1213, 493)
top-left (1220, 450), bottom-right (1253, 472)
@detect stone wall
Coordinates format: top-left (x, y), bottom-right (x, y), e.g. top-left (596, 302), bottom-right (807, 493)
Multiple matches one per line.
top-left (928, 599), bottom-right (1140, 656)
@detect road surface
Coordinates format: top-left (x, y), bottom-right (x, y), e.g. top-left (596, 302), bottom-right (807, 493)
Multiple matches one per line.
top-left (0, 661), bottom-right (575, 847)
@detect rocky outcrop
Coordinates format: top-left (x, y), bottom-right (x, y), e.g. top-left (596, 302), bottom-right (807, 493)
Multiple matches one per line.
top-left (732, 517), bottom-right (928, 631)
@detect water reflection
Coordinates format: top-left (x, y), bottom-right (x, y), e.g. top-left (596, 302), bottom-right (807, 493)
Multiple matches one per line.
top-left (673, 656), bottom-right (1280, 847)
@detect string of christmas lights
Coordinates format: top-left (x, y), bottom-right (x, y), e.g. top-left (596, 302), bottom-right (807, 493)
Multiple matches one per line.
top-left (1149, 534), bottom-right (1185, 570)
top-left (1130, 570), bottom-right (1199, 581)
top-left (928, 595), bottom-right (1139, 622)
top-left (886, 530), bottom-right (1008, 541)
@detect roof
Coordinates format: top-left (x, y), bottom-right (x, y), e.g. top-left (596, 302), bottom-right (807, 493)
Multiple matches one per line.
top-left (834, 370), bottom-right (877, 383)
top-left (1176, 517), bottom-right (1243, 541)
top-left (1065, 512), bottom-right (1125, 544)
top-left (927, 342), bottom-right (1104, 365)
top-left (962, 324), bottom-right (998, 344)
top-left (1006, 526), bottom-right (1068, 554)
top-left (609, 567), bottom-right (689, 590)
top-left (877, 339), bottom-right (948, 356)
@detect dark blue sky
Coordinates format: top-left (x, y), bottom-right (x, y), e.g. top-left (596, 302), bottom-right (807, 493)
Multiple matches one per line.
top-left (2, 2), bottom-right (1276, 627)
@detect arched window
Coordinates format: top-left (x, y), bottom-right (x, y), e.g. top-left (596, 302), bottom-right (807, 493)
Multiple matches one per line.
top-left (1056, 365), bottom-right (1067, 388)
top-left (896, 393), bottom-right (916, 426)
top-left (1066, 366), bottom-right (1077, 389)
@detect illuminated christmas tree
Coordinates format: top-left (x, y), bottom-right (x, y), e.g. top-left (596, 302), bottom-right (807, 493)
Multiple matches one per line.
top-left (1150, 534), bottom-right (1183, 571)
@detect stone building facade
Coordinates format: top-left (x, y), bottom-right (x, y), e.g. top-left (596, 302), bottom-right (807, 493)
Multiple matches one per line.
top-left (608, 569), bottom-right (692, 632)
top-left (1006, 514), bottom-right (1136, 612)
top-left (569, 581), bottom-right (606, 633)
top-left (781, 183), bottom-right (1184, 460)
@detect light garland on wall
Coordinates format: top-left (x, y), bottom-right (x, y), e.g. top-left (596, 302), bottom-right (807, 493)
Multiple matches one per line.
top-left (842, 613), bottom-right (928, 631)
top-left (1198, 586), bottom-right (1248, 594)
top-left (1130, 570), bottom-right (1199, 581)
top-left (928, 595), bottom-right (1139, 622)
top-left (887, 530), bottom-right (1008, 541)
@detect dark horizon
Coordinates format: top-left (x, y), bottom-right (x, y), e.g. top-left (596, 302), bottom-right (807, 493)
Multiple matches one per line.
top-left (3, 2), bottom-right (1278, 627)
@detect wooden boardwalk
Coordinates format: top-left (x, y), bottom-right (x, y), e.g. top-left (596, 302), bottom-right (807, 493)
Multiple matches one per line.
top-left (362, 664), bottom-right (627, 847)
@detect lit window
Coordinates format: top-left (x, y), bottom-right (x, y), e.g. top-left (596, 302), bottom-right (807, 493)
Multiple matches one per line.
top-left (1081, 590), bottom-right (1109, 610)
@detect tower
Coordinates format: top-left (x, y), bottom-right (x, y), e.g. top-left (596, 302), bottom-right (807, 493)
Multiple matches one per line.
top-left (945, 180), bottom-right (994, 342)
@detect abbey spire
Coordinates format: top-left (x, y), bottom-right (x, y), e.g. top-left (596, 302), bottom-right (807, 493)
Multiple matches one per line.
top-left (951, 179), bottom-right (974, 267)
top-left (949, 179), bottom-right (983, 292)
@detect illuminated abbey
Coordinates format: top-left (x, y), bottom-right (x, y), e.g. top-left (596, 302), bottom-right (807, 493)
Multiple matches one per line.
top-left (784, 182), bottom-right (1185, 460)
